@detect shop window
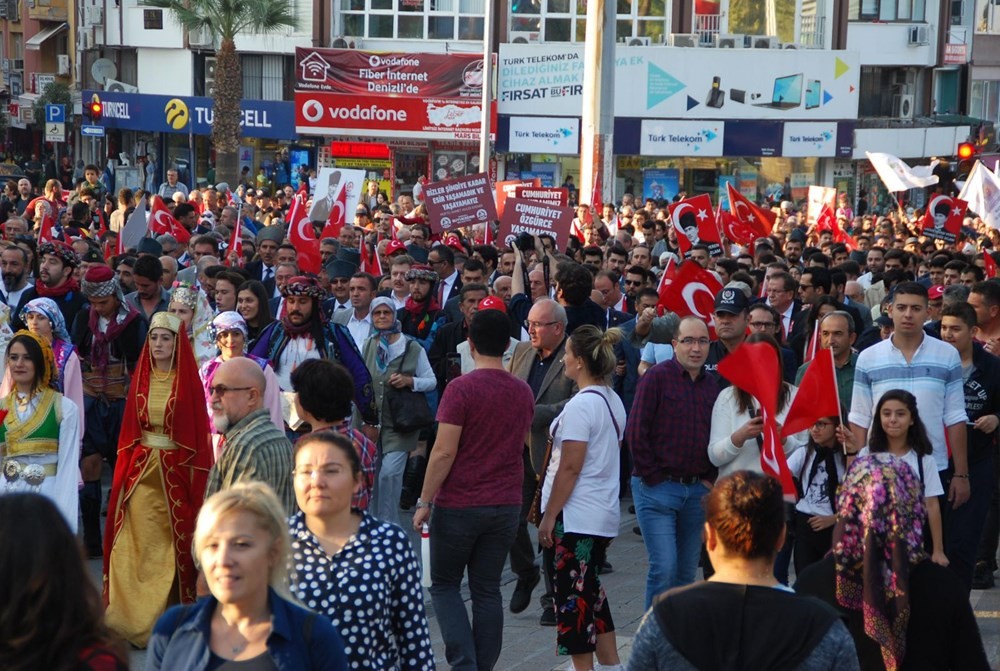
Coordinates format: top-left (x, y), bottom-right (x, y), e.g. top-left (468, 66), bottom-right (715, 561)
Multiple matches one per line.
top-left (848, 0), bottom-right (924, 20)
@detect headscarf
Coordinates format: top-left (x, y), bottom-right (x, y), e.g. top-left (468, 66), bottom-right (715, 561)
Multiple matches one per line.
top-left (280, 276), bottom-right (327, 338)
top-left (81, 265), bottom-right (125, 304)
top-left (9, 330), bottom-right (57, 389)
top-left (833, 453), bottom-right (928, 671)
top-left (20, 298), bottom-right (71, 343)
top-left (370, 296), bottom-right (401, 372)
top-left (210, 311), bottom-right (249, 342)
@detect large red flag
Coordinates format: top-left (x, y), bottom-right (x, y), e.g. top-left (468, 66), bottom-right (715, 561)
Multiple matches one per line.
top-left (37, 207), bottom-right (56, 244)
top-left (718, 341), bottom-right (796, 496)
top-left (985, 252), bottom-right (998, 279)
top-left (782, 346), bottom-right (840, 438)
top-left (725, 183), bottom-right (773, 242)
top-left (359, 237), bottom-right (382, 276)
top-left (815, 204), bottom-right (836, 232)
top-left (668, 194), bottom-right (721, 257)
top-left (657, 260), bottom-right (723, 338)
top-left (149, 196), bottom-right (191, 244)
top-left (287, 194), bottom-right (321, 274)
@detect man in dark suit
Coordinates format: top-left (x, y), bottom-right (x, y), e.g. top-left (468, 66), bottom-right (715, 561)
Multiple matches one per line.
top-left (244, 225), bottom-right (284, 297)
top-left (506, 298), bottom-right (577, 625)
top-left (428, 244), bottom-right (462, 306)
top-left (440, 258), bottom-right (487, 324)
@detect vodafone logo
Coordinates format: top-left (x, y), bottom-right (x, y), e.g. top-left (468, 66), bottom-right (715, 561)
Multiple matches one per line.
top-left (302, 100), bottom-right (324, 123)
top-left (328, 103), bottom-right (408, 122)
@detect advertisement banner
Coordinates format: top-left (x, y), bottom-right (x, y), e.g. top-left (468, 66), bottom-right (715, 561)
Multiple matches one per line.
top-left (497, 197), bottom-right (574, 249)
top-left (508, 116), bottom-right (580, 155)
top-left (642, 169), bottom-right (680, 201)
top-left (496, 178), bottom-right (541, 218)
top-left (513, 186), bottom-right (568, 207)
top-left (497, 45), bottom-right (861, 121)
top-left (424, 172), bottom-right (497, 233)
top-left (782, 122), bottom-right (839, 157)
top-left (296, 92), bottom-right (491, 141)
top-left (295, 48), bottom-right (483, 99)
top-left (640, 120), bottom-right (725, 157)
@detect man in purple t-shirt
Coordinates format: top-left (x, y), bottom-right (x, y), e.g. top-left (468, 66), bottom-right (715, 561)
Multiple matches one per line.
top-left (413, 309), bottom-right (535, 671)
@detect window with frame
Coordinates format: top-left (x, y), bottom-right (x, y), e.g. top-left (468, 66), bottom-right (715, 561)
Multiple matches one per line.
top-left (970, 80), bottom-right (1000, 125)
top-left (509, 0), bottom-right (668, 43)
top-left (848, 0), bottom-right (924, 21)
top-left (340, 0), bottom-right (486, 40)
top-left (242, 54), bottom-right (288, 101)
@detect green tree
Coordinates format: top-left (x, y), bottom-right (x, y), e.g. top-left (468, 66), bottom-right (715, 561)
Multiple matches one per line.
top-left (143, 0), bottom-right (297, 186)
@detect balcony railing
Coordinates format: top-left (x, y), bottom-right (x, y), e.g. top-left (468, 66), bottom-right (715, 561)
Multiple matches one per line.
top-left (799, 15), bottom-right (825, 48)
top-left (694, 13), bottom-right (721, 45)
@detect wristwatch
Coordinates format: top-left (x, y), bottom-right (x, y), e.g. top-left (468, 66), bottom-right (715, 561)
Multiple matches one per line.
top-left (415, 499), bottom-right (433, 509)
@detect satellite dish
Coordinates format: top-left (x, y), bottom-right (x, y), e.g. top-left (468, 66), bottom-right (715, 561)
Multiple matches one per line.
top-left (91, 58), bottom-right (117, 85)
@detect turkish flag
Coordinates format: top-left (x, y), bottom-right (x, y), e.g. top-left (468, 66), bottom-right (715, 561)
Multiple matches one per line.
top-left (319, 183), bottom-right (349, 240)
top-left (37, 207), bottom-right (56, 244)
top-left (725, 183), bottom-right (774, 242)
top-left (149, 196), bottom-right (191, 245)
top-left (718, 341), bottom-right (796, 497)
top-left (985, 252), bottom-right (998, 279)
top-left (287, 194), bottom-right (321, 274)
top-left (782, 347), bottom-right (840, 439)
top-left (921, 195), bottom-right (967, 244)
top-left (668, 194), bottom-right (721, 257)
top-left (226, 211), bottom-right (244, 268)
top-left (359, 238), bottom-right (382, 276)
top-left (657, 260), bottom-right (723, 338)
top-left (816, 204), bottom-right (836, 232)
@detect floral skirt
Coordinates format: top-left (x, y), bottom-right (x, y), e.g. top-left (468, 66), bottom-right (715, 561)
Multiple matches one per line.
top-left (550, 518), bottom-right (615, 655)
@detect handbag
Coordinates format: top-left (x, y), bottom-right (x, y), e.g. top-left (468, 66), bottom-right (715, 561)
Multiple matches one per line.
top-left (528, 389), bottom-right (621, 527)
top-left (383, 340), bottom-right (435, 433)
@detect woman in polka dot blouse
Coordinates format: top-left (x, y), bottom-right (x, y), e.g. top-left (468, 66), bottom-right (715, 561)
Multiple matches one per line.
top-left (289, 431), bottom-right (435, 670)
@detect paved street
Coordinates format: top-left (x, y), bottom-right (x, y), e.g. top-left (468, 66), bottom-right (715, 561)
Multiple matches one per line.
top-left (93, 500), bottom-right (1000, 669)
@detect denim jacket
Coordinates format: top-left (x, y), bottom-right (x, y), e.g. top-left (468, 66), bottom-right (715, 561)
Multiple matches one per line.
top-left (145, 588), bottom-right (348, 671)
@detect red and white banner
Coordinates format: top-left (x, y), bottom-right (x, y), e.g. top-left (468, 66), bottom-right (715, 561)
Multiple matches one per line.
top-left (668, 194), bottom-right (721, 257)
top-left (496, 178), bottom-right (540, 219)
top-left (295, 92), bottom-right (495, 141)
top-left (921, 195), bottom-right (967, 244)
top-left (295, 49), bottom-right (483, 99)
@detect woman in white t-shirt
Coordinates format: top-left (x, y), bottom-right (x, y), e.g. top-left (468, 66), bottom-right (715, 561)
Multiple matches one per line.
top-left (538, 325), bottom-right (627, 671)
top-left (854, 389), bottom-right (948, 567)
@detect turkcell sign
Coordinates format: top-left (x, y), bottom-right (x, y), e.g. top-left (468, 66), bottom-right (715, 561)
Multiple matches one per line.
top-left (81, 90), bottom-right (296, 139)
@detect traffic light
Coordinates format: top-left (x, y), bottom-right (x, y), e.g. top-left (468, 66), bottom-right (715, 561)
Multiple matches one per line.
top-left (87, 94), bottom-right (103, 122)
top-left (957, 142), bottom-right (975, 160)
top-left (956, 141), bottom-right (977, 180)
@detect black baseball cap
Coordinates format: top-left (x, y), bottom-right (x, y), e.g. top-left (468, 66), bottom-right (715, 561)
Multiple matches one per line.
top-left (714, 287), bottom-right (749, 314)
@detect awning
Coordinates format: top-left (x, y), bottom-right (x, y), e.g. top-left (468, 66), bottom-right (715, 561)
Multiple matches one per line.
top-left (25, 23), bottom-right (67, 51)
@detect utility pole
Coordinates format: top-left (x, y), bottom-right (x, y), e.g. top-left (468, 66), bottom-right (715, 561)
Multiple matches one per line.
top-left (478, 0), bottom-right (493, 177)
top-left (579, 0), bottom-right (616, 209)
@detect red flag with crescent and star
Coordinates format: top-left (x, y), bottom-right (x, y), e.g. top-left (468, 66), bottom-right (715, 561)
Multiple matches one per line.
top-left (668, 194), bottom-right (721, 257)
top-left (148, 196), bottom-right (191, 244)
top-left (657, 260), bottom-right (723, 339)
top-left (921, 195), bottom-right (967, 244)
top-left (288, 194), bottom-right (321, 274)
top-left (724, 183), bottom-right (773, 243)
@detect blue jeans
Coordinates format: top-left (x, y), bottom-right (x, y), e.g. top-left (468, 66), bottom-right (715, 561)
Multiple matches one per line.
top-left (632, 476), bottom-right (708, 609)
top-left (430, 504), bottom-right (520, 671)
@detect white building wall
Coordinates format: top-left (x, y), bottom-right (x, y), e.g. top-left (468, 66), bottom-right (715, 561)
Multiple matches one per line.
top-left (846, 22), bottom-right (939, 66)
top-left (136, 48), bottom-right (194, 96)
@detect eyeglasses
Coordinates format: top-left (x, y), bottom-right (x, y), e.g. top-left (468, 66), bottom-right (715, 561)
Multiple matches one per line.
top-left (677, 337), bottom-right (710, 346)
top-left (527, 320), bottom-right (559, 330)
top-left (624, 280), bottom-right (643, 286)
top-left (293, 465), bottom-right (343, 480)
top-left (208, 385), bottom-right (253, 398)
top-left (428, 259), bottom-right (444, 266)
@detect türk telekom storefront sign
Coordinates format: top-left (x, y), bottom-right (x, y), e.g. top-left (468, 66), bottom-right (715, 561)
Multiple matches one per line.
top-left (296, 48), bottom-right (483, 99)
top-left (295, 92), bottom-right (496, 141)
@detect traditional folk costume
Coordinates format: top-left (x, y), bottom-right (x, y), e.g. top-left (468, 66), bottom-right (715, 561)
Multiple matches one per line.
top-left (102, 312), bottom-right (213, 648)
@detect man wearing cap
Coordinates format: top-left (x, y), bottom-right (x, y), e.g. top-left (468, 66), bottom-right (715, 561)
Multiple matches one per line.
top-left (704, 287), bottom-right (750, 380)
top-left (323, 247), bottom-right (359, 315)
top-left (429, 283), bottom-right (489, 393)
top-left (245, 225), bottom-right (283, 296)
top-left (249, 276), bottom-right (378, 436)
top-left (398, 265), bottom-right (446, 350)
top-left (71, 265), bottom-right (147, 557)
top-left (13, 241), bottom-right (86, 332)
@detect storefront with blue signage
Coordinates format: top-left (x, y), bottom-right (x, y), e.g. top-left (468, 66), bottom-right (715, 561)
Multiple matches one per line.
top-left (81, 90), bottom-right (310, 190)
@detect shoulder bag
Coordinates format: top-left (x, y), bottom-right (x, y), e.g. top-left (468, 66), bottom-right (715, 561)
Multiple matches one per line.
top-left (384, 340), bottom-right (435, 433)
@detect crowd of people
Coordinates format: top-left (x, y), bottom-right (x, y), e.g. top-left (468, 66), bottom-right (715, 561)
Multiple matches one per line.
top-left (0, 170), bottom-right (996, 671)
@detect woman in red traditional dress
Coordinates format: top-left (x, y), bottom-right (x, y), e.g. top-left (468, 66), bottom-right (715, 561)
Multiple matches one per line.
top-left (102, 311), bottom-right (213, 648)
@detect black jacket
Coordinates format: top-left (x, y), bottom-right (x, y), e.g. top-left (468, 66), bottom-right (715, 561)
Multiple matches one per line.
top-left (70, 307), bottom-right (148, 375)
top-left (964, 342), bottom-right (1000, 465)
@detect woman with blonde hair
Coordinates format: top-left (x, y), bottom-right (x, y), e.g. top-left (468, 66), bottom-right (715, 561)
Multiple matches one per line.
top-left (538, 325), bottom-right (627, 671)
top-left (147, 482), bottom-right (348, 670)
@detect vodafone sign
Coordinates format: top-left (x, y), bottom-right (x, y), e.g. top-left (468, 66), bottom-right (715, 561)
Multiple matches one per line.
top-left (295, 92), bottom-right (495, 141)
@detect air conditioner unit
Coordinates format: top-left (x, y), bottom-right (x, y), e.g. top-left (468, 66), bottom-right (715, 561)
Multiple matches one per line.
top-left (205, 56), bottom-right (217, 97)
top-left (908, 25), bottom-right (929, 44)
top-left (716, 33), bottom-right (746, 48)
top-left (628, 36), bottom-right (651, 46)
top-left (189, 26), bottom-right (213, 47)
top-left (781, 42), bottom-right (798, 49)
top-left (104, 78), bottom-right (139, 93)
top-left (56, 54), bottom-right (70, 75)
top-left (668, 33), bottom-right (699, 47)
top-left (752, 36), bottom-right (779, 48)
top-left (82, 29), bottom-right (95, 50)
top-left (893, 93), bottom-right (915, 119)
top-left (11, 59), bottom-right (23, 71)
top-left (84, 5), bottom-right (103, 25)
top-left (510, 30), bottom-right (540, 43)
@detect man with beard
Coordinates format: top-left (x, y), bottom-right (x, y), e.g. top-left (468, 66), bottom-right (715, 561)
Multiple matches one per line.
top-left (70, 265), bottom-right (146, 557)
top-left (249, 276), bottom-right (378, 436)
top-left (124, 255), bottom-right (169, 323)
top-left (1, 244), bottom-right (31, 315)
top-left (13, 178), bottom-right (31, 215)
top-left (704, 287), bottom-right (750, 379)
top-left (12, 241), bottom-right (86, 332)
top-left (204, 357), bottom-right (295, 512)
top-left (397, 264), bottom-right (445, 350)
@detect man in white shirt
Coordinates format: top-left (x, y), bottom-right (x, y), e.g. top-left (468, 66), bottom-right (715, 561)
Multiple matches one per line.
top-left (333, 272), bottom-right (377, 350)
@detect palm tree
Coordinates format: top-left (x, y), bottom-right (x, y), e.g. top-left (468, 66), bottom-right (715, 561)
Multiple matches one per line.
top-left (143, 0), bottom-right (297, 186)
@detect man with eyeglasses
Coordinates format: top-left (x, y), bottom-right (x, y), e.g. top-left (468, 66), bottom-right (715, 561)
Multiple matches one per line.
top-left (507, 298), bottom-right (577, 624)
top-left (622, 266), bottom-right (647, 314)
top-left (626, 316), bottom-right (722, 608)
top-left (748, 303), bottom-right (798, 383)
top-left (765, 270), bottom-right (803, 339)
top-left (204, 357), bottom-right (295, 512)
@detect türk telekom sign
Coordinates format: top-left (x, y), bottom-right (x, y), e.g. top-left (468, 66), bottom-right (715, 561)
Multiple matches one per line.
top-left (296, 48), bottom-right (483, 99)
top-left (295, 91), bottom-right (495, 141)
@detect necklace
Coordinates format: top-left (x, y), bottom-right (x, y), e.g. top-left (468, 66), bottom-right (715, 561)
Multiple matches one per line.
top-left (15, 391), bottom-right (32, 414)
top-left (150, 363), bottom-right (173, 382)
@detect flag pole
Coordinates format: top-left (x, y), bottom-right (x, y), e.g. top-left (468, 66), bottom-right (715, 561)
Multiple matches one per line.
top-left (830, 345), bottom-right (845, 455)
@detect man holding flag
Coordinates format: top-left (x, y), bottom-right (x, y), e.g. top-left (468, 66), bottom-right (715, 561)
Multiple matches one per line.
top-left (795, 310), bottom-right (858, 409)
